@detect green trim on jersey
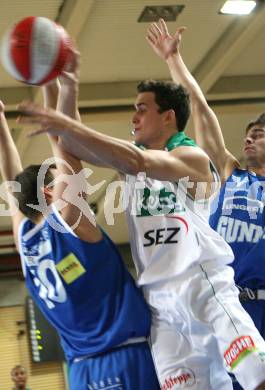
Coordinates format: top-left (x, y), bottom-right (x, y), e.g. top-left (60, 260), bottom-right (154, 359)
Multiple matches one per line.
top-left (134, 131), bottom-right (197, 151)
top-left (165, 132), bottom-right (197, 151)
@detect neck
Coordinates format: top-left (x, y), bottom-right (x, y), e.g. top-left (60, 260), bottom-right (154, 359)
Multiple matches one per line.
top-left (247, 165), bottom-right (265, 176)
top-left (145, 131), bottom-right (177, 150)
top-left (145, 139), bottom-right (168, 150)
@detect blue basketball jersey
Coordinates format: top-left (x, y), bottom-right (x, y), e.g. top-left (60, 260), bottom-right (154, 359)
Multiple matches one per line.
top-left (18, 206), bottom-right (151, 362)
top-left (209, 168), bottom-right (265, 289)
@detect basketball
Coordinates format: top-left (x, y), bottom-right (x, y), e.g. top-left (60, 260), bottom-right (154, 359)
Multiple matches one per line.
top-left (0, 16), bottom-right (72, 85)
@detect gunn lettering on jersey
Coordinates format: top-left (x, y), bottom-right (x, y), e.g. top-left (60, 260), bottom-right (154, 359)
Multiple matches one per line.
top-left (143, 228), bottom-right (180, 247)
top-left (216, 216), bottom-right (264, 244)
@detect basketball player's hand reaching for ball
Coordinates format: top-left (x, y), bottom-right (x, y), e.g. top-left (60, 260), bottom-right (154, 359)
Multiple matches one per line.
top-left (17, 101), bottom-right (72, 137)
top-left (147, 18), bottom-right (186, 61)
top-left (17, 46), bottom-right (81, 141)
top-left (60, 47), bottom-right (80, 87)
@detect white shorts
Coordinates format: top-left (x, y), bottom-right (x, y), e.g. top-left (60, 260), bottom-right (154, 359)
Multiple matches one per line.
top-left (144, 261), bottom-right (265, 390)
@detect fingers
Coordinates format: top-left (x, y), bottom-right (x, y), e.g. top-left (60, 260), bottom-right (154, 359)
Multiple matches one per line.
top-left (148, 19), bottom-right (186, 43)
top-left (151, 22), bottom-right (162, 35)
top-left (17, 101), bottom-right (52, 125)
top-left (146, 24), bottom-right (161, 49)
top-left (16, 101), bottom-right (57, 138)
top-left (147, 18), bottom-right (171, 47)
top-left (146, 32), bottom-right (157, 47)
top-left (159, 18), bottom-right (169, 35)
top-left (17, 101), bottom-right (56, 123)
top-left (68, 45), bottom-right (80, 57)
top-left (17, 100), bottom-right (44, 115)
top-left (147, 22), bottom-right (162, 42)
top-left (64, 47), bottom-right (80, 74)
top-left (17, 115), bottom-right (44, 125)
top-left (59, 71), bottom-right (78, 84)
top-left (174, 26), bottom-right (187, 39)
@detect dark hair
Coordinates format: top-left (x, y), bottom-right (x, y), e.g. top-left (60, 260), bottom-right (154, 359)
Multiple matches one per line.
top-left (11, 364), bottom-right (27, 375)
top-left (246, 113), bottom-right (265, 133)
top-left (137, 80), bottom-right (190, 131)
top-left (14, 164), bottom-right (55, 221)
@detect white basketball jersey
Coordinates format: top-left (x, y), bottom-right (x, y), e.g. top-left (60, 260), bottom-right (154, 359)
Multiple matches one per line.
top-left (125, 134), bottom-right (234, 286)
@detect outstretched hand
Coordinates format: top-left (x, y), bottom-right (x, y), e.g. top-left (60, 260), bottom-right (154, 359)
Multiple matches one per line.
top-left (17, 101), bottom-right (73, 137)
top-left (60, 47), bottom-right (80, 86)
top-left (147, 18), bottom-right (186, 60)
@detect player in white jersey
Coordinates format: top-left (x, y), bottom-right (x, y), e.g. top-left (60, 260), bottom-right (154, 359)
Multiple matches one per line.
top-left (153, 18), bottom-right (265, 390)
top-left (17, 25), bottom-right (265, 388)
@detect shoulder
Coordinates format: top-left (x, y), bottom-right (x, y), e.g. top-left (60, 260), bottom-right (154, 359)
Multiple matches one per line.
top-left (166, 130), bottom-right (210, 165)
top-left (170, 146), bottom-right (214, 190)
top-left (170, 145), bottom-right (210, 167)
top-left (223, 167), bottom-right (246, 184)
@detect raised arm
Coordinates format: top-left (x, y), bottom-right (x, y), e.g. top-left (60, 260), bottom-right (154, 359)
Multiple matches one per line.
top-left (56, 50), bottom-right (110, 168)
top-left (146, 19), bottom-right (239, 181)
top-left (42, 77), bottom-right (102, 242)
top-left (47, 135), bottom-right (102, 242)
top-left (18, 102), bottom-right (212, 192)
top-left (0, 101), bottom-right (24, 248)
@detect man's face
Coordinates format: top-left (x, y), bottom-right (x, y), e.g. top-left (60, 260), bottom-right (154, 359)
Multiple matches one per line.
top-left (243, 124), bottom-right (265, 167)
top-left (11, 367), bottom-right (27, 388)
top-left (132, 92), bottom-right (166, 147)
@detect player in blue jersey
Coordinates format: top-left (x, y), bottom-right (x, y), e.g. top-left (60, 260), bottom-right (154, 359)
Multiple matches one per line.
top-left (16, 24), bottom-right (265, 389)
top-left (0, 69), bottom-right (159, 389)
top-left (147, 19), bottom-right (265, 390)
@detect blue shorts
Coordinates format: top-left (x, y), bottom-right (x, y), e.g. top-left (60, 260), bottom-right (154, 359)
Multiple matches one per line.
top-left (69, 341), bottom-right (160, 390)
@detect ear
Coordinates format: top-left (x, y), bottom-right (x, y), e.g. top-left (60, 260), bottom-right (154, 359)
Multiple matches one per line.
top-left (162, 109), bottom-right (176, 126)
top-left (41, 186), bottom-right (53, 202)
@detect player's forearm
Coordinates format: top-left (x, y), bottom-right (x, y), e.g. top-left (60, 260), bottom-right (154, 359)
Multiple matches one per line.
top-left (166, 53), bottom-right (227, 169)
top-left (59, 118), bottom-right (144, 174)
top-left (59, 135), bottom-right (111, 167)
top-left (48, 135), bottom-right (98, 232)
top-left (191, 101), bottom-right (226, 162)
top-left (0, 112), bottom-right (22, 181)
top-left (57, 82), bottom-right (107, 166)
top-left (42, 80), bottom-right (60, 110)
top-left (49, 135), bottom-right (83, 175)
top-left (48, 136), bottom-right (83, 206)
top-left (58, 82), bottom-right (79, 121)
top-left (166, 53), bottom-right (206, 103)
